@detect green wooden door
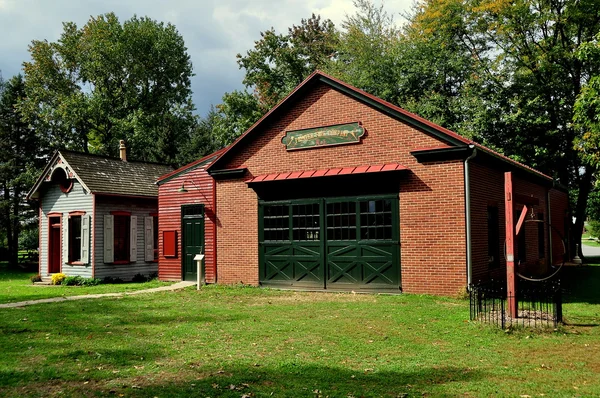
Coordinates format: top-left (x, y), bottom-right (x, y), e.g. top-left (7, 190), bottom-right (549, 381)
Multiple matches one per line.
top-left (259, 196), bottom-right (400, 291)
top-left (182, 205), bottom-right (204, 282)
top-left (325, 197), bottom-right (400, 291)
top-left (259, 201), bottom-right (324, 288)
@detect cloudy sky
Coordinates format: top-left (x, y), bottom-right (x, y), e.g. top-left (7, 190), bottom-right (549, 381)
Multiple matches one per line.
top-left (0, 0), bottom-right (412, 117)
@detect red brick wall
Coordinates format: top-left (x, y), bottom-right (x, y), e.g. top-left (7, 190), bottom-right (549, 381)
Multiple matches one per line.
top-left (216, 82), bottom-right (467, 295)
top-left (470, 163), bottom-right (553, 284)
top-left (158, 167), bottom-right (216, 282)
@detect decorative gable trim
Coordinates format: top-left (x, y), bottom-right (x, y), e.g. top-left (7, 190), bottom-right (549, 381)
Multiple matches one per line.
top-left (27, 151), bottom-right (91, 200)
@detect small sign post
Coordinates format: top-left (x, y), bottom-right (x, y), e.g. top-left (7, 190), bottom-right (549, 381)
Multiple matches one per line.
top-left (194, 254), bottom-right (205, 290)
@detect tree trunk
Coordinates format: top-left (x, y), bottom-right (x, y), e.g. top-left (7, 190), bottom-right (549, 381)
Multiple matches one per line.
top-left (572, 165), bottom-right (595, 260)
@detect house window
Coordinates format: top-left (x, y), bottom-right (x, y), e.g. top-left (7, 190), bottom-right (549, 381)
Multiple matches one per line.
top-left (68, 216), bottom-right (82, 262)
top-left (114, 215), bottom-right (130, 262)
top-left (487, 206), bottom-right (499, 268)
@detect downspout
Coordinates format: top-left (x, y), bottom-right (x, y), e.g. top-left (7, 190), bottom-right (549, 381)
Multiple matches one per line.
top-left (464, 145), bottom-right (477, 288)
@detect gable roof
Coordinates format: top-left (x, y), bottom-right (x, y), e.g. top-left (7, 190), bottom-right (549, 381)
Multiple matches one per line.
top-left (156, 146), bottom-right (228, 186)
top-left (28, 150), bottom-right (173, 199)
top-left (206, 70), bottom-right (552, 183)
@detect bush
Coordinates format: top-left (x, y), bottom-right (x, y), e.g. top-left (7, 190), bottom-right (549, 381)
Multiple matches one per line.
top-left (81, 278), bottom-right (101, 286)
top-left (588, 220), bottom-right (600, 239)
top-left (63, 276), bottom-right (84, 286)
top-left (30, 274), bottom-right (42, 283)
top-left (51, 273), bottom-right (66, 285)
top-left (131, 273), bottom-right (148, 283)
top-left (102, 276), bottom-right (124, 284)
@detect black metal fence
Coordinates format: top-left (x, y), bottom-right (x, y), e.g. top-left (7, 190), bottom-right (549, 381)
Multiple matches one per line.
top-left (469, 280), bottom-right (562, 328)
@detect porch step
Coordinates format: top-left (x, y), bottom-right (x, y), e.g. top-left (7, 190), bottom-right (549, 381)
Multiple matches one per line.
top-left (33, 280), bottom-right (53, 286)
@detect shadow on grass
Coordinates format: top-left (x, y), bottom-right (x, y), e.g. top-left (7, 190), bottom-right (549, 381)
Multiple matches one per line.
top-left (4, 364), bottom-right (486, 397)
top-left (561, 265), bottom-right (600, 305)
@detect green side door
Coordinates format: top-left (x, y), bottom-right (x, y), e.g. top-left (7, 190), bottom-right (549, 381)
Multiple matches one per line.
top-left (182, 205), bottom-right (204, 282)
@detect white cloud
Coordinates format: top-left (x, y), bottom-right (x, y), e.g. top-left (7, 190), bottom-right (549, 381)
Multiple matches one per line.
top-left (0, 0), bottom-right (413, 115)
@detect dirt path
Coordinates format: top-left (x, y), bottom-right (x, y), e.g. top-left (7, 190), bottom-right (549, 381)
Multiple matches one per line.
top-left (0, 281), bottom-right (196, 309)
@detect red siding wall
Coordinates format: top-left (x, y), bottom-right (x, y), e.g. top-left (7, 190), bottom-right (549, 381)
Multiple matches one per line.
top-left (158, 166), bottom-right (216, 282)
top-left (216, 82), bottom-right (467, 296)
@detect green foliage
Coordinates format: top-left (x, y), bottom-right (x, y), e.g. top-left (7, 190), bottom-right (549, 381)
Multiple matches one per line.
top-left (29, 274), bottom-right (41, 283)
top-left (19, 13), bottom-right (196, 164)
top-left (62, 275), bottom-right (83, 286)
top-left (18, 227), bottom-right (38, 251)
top-left (587, 220), bottom-right (600, 239)
top-left (0, 74), bottom-right (43, 267)
top-left (51, 273), bottom-right (66, 285)
top-left (574, 32), bottom-right (600, 168)
top-left (131, 273), bottom-right (149, 283)
top-left (62, 276), bottom-right (101, 286)
top-left (81, 278), bottom-right (101, 286)
top-left (102, 276), bottom-right (124, 284)
top-left (212, 90), bottom-right (263, 147)
top-left (237, 13), bottom-right (338, 109)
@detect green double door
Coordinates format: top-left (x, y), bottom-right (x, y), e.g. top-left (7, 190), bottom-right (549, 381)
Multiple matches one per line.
top-left (259, 196), bottom-right (400, 291)
top-left (182, 205), bottom-right (204, 282)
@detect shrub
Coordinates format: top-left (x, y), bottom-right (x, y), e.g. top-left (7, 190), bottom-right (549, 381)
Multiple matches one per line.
top-left (131, 273), bottom-right (148, 283)
top-left (63, 276), bottom-right (84, 286)
top-left (102, 276), bottom-right (124, 284)
top-left (81, 278), bottom-right (101, 286)
top-left (51, 273), bottom-right (66, 285)
top-left (587, 220), bottom-right (600, 239)
top-left (30, 274), bottom-right (42, 283)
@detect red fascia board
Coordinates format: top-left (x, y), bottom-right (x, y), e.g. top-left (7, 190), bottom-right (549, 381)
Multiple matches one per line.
top-left (288, 171), bottom-right (304, 179)
top-left (312, 169), bottom-right (329, 177)
top-left (339, 167), bottom-right (356, 175)
top-left (382, 163), bottom-right (400, 171)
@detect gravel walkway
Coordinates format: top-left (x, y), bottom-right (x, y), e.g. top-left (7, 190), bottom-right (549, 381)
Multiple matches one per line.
top-left (0, 281), bottom-right (196, 309)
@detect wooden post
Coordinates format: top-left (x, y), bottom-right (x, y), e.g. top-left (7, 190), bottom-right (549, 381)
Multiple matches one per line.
top-left (505, 172), bottom-right (517, 318)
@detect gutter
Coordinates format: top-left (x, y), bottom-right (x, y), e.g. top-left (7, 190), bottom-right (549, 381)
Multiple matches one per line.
top-left (464, 145), bottom-right (477, 288)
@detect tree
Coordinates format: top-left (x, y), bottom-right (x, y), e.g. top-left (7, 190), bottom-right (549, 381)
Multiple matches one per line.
top-left (177, 107), bottom-right (222, 165)
top-left (212, 90), bottom-right (263, 147)
top-left (19, 12), bottom-right (195, 164)
top-left (237, 13), bottom-right (339, 110)
top-left (0, 74), bottom-right (43, 267)
top-left (405, 0), bottom-right (600, 257)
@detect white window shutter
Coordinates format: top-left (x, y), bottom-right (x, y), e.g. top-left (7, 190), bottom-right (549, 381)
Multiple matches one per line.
top-left (104, 215), bottom-right (114, 263)
top-left (130, 216), bottom-right (137, 262)
top-left (81, 215), bottom-right (89, 264)
top-left (145, 216), bottom-right (154, 262)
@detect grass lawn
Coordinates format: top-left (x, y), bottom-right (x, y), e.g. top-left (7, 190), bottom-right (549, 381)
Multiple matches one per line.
top-left (0, 264), bottom-right (173, 304)
top-left (0, 268), bottom-right (599, 397)
top-left (581, 233), bottom-right (600, 247)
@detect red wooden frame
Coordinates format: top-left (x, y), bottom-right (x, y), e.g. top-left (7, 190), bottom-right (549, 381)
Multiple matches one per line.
top-left (47, 213), bottom-right (62, 275)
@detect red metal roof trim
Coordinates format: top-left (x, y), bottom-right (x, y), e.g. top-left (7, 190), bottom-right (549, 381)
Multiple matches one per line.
top-left (246, 163), bottom-right (408, 184)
